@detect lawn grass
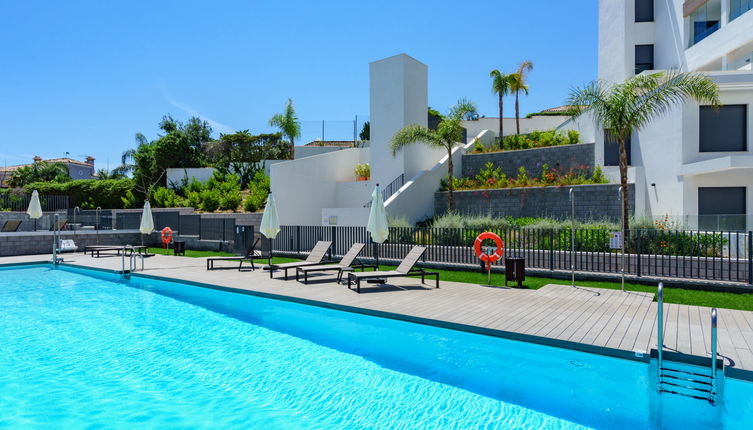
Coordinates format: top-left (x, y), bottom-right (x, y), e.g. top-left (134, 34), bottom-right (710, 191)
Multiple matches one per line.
top-left (148, 247), bottom-right (753, 311)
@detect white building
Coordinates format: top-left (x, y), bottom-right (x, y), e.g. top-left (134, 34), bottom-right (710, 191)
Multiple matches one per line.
top-left (598, 0), bottom-right (753, 230)
top-left (269, 53), bottom-right (592, 227)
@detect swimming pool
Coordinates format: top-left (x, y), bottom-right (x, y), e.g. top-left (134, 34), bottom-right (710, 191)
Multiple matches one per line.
top-left (0, 264), bottom-right (751, 428)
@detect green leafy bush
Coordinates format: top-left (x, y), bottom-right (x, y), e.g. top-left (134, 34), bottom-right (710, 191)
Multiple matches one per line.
top-left (151, 187), bottom-right (186, 208)
top-left (243, 171), bottom-right (270, 212)
top-left (24, 179), bottom-right (134, 209)
top-left (199, 189), bottom-right (220, 212)
top-left (492, 129), bottom-right (580, 152)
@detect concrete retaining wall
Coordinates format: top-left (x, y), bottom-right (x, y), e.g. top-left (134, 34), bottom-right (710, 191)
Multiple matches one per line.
top-left (461, 142), bottom-right (595, 178)
top-left (0, 230), bottom-right (150, 257)
top-left (435, 183), bottom-right (635, 221)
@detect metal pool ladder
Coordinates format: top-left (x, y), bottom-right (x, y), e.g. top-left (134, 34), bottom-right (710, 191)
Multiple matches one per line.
top-left (656, 282), bottom-right (719, 405)
top-left (120, 246), bottom-right (144, 277)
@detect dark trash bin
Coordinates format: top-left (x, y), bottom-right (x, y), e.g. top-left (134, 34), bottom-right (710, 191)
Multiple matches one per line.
top-left (505, 257), bottom-right (525, 287)
top-left (173, 240), bottom-right (186, 256)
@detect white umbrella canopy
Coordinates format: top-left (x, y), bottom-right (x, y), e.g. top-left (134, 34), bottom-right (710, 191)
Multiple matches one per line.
top-left (26, 190), bottom-right (43, 219)
top-left (26, 190), bottom-right (43, 231)
top-left (367, 184), bottom-right (389, 244)
top-left (139, 201), bottom-right (155, 234)
top-left (260, 193), bottom-right (280, 239)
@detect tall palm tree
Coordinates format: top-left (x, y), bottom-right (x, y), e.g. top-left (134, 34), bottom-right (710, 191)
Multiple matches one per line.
top-left (489, 69), bottom-right (512, 138)
top-left (568, 71), bottom-right (720, 231)
top-left (390, 99), bottom-right (477, 212)
top-left (268, 98), bottom-right (301, 159)
top-left (509, 61), bottom-right (533, 134)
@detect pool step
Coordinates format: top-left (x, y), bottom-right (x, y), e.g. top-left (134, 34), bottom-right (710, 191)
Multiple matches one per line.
top-left (659, 365), bottom-right (714, 401)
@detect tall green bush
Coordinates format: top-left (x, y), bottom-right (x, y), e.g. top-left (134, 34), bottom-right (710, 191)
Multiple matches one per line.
top-left (24, 179), bottom-right (134, 209)
top-left (243, 170), bottom-right (270, 212)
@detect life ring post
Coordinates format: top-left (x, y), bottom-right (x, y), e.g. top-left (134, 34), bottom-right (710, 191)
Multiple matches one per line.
top-left (473, 232), bottom-right (504, 286)
top-left (161, 227), bottom-right (174, 249)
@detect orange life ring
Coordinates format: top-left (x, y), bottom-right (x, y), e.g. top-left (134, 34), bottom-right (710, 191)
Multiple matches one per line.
top-left (161, 227), bottom-right (173, 248)
top-left (474, 232), bottom-right (504, 270)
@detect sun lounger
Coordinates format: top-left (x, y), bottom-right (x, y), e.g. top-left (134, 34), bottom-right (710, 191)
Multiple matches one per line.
top-left (206, 238), bottom-right (266, 270)
top-left (295, 242), bottom-right (377, 284)
top-left (265, 240), bottom-right (332, 279)
top-left (59, 239), bottom-right (77, 252)
top-left (1, 220), bottom-right (21, 232)
top-left (50, 219), bottom-right (68, 231)
top-left (346, 246), bottom-right (439, 293)
top-left (84, 245), bottom-right (149, 258)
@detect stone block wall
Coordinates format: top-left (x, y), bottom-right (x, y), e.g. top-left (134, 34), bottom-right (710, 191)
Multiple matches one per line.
top-left (461, 142), bottom-right (595, 178)
top-left (435, 183), bottom-right (635, 221)
top-left (0, 230), bottom-right (149, 257)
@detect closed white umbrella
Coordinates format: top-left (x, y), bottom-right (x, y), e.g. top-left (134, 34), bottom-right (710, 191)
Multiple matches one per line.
top-left (366, 184), bottom-right (389, 267)
top-left (260, 193), bottom-right (280, 239)
top-left (139, 201), bottom-right (154, 246)
top-left (26, 190), bottom-right (43, 231)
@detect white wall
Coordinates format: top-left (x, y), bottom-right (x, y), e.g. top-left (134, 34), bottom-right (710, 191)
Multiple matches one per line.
top-left (270, 148), bottom-right (369, 225)
top-left (369, 54), bottom-right (434, 187)
top-left (462, 116), bottom-right (572, 140)
top-left (334, 179), bottom-right (374, 208)
top-left (320, 207), bottom-right (370, 226)
top-left (295, 146), bottom-right (349, 159)
top-left (166, 167), bottom-right (216, 188)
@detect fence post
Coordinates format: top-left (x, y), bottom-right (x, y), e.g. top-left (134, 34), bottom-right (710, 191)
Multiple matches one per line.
top-left (331, 225), bottom-right (337, 258)
top-left (549, 229), bottom-right (554, 271)
top-left (748, 231), bottom-right (752, 285)
top-left (637, 231), bottom-right (642, 277)
top-left (296, 226), bottom-right (301, 254)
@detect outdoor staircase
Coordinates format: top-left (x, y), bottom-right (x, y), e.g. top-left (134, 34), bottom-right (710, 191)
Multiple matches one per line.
top-left (656, 283), bottom-right (720, 405)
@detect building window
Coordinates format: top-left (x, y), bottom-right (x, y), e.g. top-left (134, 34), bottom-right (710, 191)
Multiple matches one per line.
top-left (604, 131), bottom-right (631, 166)
top-left (699, 105), bottom-right (748, 152)
top-left (636, 0), bottom-right (654, 22)
top-left (730, 0), bottom-right (753, 21)
top-left (698, 187), bottom-right (747, 231)
top-left (635, 45), bottom-right (654, 74)
top-left (687, 0), bottom-right (721, 47)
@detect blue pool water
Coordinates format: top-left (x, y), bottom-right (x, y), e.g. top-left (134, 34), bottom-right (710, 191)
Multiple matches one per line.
top-left (1, 265), bottom-right (752, 428)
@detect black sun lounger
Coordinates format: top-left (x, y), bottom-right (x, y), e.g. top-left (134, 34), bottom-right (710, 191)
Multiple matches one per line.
top-left (346, 246), bottom-right (439, 293)
top-left (206, 238), bottom-right (265, 270)
top-left (265, 240), bottom-right (332, 280)
top-left (1, 220), bottom-right (21, 232)
top-left (295, 242), bottom-right (378, 284)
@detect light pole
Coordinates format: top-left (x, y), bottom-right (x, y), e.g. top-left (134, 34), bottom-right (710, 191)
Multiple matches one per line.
top-left (618, 187), bottom-right (625, 292)
top-left (570, 188), bottom-right (575, 288)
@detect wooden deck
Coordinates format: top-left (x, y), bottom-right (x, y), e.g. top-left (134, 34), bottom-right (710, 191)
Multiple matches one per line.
top-left (3, 253), bottom-right (753, 379)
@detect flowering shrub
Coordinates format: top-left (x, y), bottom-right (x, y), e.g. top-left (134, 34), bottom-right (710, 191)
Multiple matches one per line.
top-left (440, 163), bottom-right (608, 191)
top-left (475, 129), bottom-right (580, 153)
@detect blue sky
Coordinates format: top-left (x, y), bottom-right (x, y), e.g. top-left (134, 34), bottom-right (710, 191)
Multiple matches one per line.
top-left (0, 1), bottom-right (597, 171)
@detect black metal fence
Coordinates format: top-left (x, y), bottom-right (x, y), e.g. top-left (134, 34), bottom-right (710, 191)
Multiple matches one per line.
top-left (114, 211), bottom-right (235, 242)
top-left (0, 193), bottom-right (69, 211)
top-left (273, 225), bottom-right (753, 284)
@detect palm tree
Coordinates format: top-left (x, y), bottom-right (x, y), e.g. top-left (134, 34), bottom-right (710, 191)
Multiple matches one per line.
top-left (568, 71), bottom-right (720, 231)
top-left (268, 98), bottom-right (301, 159)
top-left (489, 69), bottom-right (512, 138)
top-left (390, 99), bottom-right (477, 212)
top-left (509, 61), bottom-right (533, 134)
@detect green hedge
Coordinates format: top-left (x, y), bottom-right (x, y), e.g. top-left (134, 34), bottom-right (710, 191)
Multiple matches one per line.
top-left (24, 179), bottom-right (134, 209)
